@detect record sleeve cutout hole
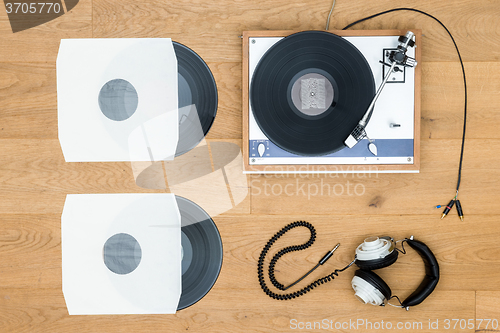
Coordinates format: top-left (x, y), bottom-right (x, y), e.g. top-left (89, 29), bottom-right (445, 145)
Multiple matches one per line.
top-left (103, 233), bottom-right (142, 275)
top-left (290, 73), bottom-right (334, 116)
top-left (98, 79), bottom-right (138, 121)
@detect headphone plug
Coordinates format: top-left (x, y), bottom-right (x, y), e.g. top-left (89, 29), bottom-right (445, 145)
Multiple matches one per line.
top-left (319, 243), bottom-right (341, 265)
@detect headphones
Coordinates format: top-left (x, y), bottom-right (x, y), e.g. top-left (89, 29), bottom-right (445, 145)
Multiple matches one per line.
top-left (257, 221), bottom-right (439, 309)
top-left (351, 236), bottom-right (440, 310)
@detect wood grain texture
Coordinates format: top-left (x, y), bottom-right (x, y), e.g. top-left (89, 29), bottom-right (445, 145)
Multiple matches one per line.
top-left (0, 0), bottom-right (92, 62)
top-left (92, 0), bottom-right (500, 62)
top-left (2, 214), bottom-right (500, 292)
top-left (0, 61), bottom-right (243, 139)
top-left (250, 139), bottom-right (500, 215)
top-left (2, 60), bottom-right (500, 140)
top-left (0, 214), bottom-right (481, 331)
top-left (0, 0), bottom-right (499, 331)
top-left (0, 139), bottom-right (250, 214)
top-left (476, 292), bottom-right (500, 332)
top-left (0, 287), bottom-right (476, 333)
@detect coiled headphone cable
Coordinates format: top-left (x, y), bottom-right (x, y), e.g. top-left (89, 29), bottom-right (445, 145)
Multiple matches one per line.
top-left (258, 221), bottom-right (356, 300)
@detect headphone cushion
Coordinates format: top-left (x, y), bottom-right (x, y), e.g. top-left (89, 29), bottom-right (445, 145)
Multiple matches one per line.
top-left (354, 269), bottom-right (392, 300)
top-left (356, 249), bottom-right (399, 270)
top-left (401, 239), bottom-right (440, 307)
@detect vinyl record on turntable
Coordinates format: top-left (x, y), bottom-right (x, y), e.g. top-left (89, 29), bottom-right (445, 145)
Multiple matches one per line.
top-left (173, 42), bottom-right (218, 157)
top-left (175, 195), bottom-right (223, 310)
top-left (250, 31), bottom-right (376, 156)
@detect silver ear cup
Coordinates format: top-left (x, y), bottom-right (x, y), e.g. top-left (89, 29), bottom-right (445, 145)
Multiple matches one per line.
top-left (356, 236), bottom-right (394, 261)
top-left (351, 276), bottom-right (386, 306)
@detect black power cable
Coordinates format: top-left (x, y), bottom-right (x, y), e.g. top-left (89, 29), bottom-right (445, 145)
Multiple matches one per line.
top-left (342, 8), bottom-right (467, 220)
top-left (258, 221), bottom-right (355, 300)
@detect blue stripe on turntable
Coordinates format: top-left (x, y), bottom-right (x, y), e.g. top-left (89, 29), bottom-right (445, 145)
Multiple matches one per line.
top-left (249, 139), bottom-right (413, 158)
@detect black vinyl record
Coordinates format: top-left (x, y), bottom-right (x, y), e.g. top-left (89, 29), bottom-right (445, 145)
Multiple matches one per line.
top-left (250, 31), bottom-right (375, 156)
top-left (173, 42), bottom-right (218, 157)
top-left (175, 196), bottom-right (223, 310)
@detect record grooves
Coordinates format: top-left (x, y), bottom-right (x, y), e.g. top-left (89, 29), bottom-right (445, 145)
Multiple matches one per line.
top-left (176, 196), bottom-right (223, 310)
top-left (250, 31), bottom-right (376, 156)
top-left (173, 42), bottom-right (218, 157)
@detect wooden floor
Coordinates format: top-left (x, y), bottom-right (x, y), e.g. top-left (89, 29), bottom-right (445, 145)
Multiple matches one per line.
top-left (1, 0), bottom-right (500, 332)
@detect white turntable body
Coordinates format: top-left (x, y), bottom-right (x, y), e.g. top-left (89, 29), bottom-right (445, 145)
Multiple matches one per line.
top-left (246, 33), bottom-right (419, 173)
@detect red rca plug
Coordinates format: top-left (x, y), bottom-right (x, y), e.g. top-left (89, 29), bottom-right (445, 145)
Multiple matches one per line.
top-left (441, 199), bottom-right (455, 219)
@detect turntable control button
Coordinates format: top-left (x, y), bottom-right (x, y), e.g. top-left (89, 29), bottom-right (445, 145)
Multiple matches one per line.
top-left (258, 143), bottom-right (266, 157)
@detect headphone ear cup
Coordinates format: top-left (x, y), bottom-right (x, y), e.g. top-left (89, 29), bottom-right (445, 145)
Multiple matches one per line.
top-left (355, 250), bottom-right (398, 270)
top-left (351, 270), bottom-right (392, 306)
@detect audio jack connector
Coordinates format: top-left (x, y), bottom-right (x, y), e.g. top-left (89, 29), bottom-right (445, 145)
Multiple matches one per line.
top-left (441, 199), bottom-right (455, 219)
top-left (455, 200), bottom-right (464, 221)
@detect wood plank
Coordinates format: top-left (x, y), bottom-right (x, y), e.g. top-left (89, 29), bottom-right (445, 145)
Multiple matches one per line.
top-left (0, 215), bottom-right (62, 289)
top-left (328, 0), bottom-right (500, 63)
top-left (0, 287), bottom-right (475, 333)
top-left (2, 214), bottom-right (500, 293)
top-left (215, 214), bottom-right (500, 293)
top-left (0, 61), bottom-right (242, 140)
top-left (0, 62), bottom-right (57, 139)
top-left (421, 62), bottom-right (500, 140)
top-left (0, 139), bottom-right (250, 215)
top-left (0, 138), bottom-right (494, 215)
top-left (250, 138), bottom-right (499, 215)
top-left (0, 210), bottom-right (482, 332)
top-left (476, 291), bottom-right (500, 332)
top-left (0, 0), bottom-right (92, 63)
top-left (92, 0), bottom-right (500, 62)
top-left (205, 62), bottom-right (242, 140)
top-left (1, 61), bottom-right (499, 141)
